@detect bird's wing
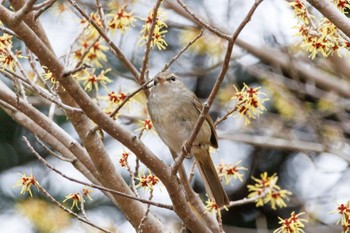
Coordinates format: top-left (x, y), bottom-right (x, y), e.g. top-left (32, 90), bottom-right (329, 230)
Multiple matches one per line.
top-left (192, 96), bottom-right (219, 148)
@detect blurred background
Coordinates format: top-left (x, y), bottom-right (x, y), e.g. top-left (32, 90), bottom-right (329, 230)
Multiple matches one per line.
top-left (0, 0), bottom-right (349, 232)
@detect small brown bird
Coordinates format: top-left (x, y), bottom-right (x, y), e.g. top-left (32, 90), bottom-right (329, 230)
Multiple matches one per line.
top-left (147, 72), bottom-right (229, 207)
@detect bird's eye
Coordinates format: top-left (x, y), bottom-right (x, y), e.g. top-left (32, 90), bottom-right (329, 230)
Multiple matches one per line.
top-left (153, 79), bottom-right (158, 86)
top-left (170, 76), bottom-right (176, 81)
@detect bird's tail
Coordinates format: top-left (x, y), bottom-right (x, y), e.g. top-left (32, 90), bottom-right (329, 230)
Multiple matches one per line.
top-left (194, 149), bottom-right (229, 208)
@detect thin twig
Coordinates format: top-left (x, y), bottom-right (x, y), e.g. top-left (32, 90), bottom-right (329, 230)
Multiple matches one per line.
top-left (216, 211), bottom-right (224, 233)
top-left (109, 78), bottom-right (154, 119)
top-left (222, 189), bottom-right (268, 210)
top-left (171, 0), bottom-right (264, 176)
top-left (64, 24), bottom-right (90, 67)
top-left (6, 48), bottom-right (28, 102)
top-left (161, 29), bottom-right (204, 73)
top-left (34, 0), bottom-right (57, 20)
top-left (23, 136), bottom-right (173, 210)
top-left (35, 135), bottom-right (76, 162)
top-left (133, 128), bottom-right (147, 182)
top-left (37, 185), bottom-right (111, 233)
top-left (137, 189), bottom-right (154, 233)
top-left (80, 197), bottom-right (89, 220)
top-left (27, 50), bottom-right (53, 94)
top-left (95, 0), bottom-right (107, 29)
top-left (0, 26), bottom-right (18, 38)
top-left (174, 0), bottom-right (230, 40)
top-left (125, 156), bottom-right (140, 197)
top-left (214, 105), bottom-right (239, 126)
top-left (63, 63), bottom-right (92, 76)
top-left (33, 0), bottom-right (56, 10)
top-left (139, 0), bottom-right (163, 85)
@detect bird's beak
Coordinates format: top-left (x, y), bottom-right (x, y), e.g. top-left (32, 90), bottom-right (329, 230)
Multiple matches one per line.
top-left (156, 76), bottom-right (166, 84)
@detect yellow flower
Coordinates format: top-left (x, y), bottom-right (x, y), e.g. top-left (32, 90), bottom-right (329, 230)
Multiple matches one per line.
top-left (135, 119), bottom-right (154, 133)
top-left (0, 33), bottom-right (12, 48)
top-left (289, 0), bottom-right (350, 58)
top-left (289, 0), bottom-right (311, 25)
top-left (0, 49), bottom-right (26, 71)
top-left (247, 172), bottom-right (292, 210)
top-left (217, 160), bottom-right (247, 185)
top-left (81, 12), bottom-right (104, 39)
top-left (334, 0), bottom-right (350, 13)
top-left (74, 39), bottom-right (108, 68)
top-left (232, 83), bottom-right (269, 125)
top-left (330, 201), bottom-right (350, 231)
top-left (13, 173), bottom-right (40, 197)
top-left (82, 187), bottom-right (93, 201)
top-left (205, 198), bottom-right (218, 213)
top-left (63, 193), bottom-right (81, 210)
top-left (139, 9), bottom-right (168, 50)
top-left (99, 90), bottom-right (129, 114)
top-left (136, 170), bottom-right (160, 191)
top-left (41, 66), bottom-right (57, 85)
top-left (274, 212), bottom-right (307, 233)
top-left (78, 68), bottom-right (112, 92)
top-left (266, 189), bottom-right (292, 210)
top-left (108, 6), bottom-right (136, 33)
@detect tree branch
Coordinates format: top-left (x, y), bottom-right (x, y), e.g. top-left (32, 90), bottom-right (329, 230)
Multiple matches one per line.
top-left (306, 0), bottom-right (350, 39)
top-left (23, 136), bottom-right (174, 210)
top-left (173, 0), bottom-right (230, 40)
top-left (14, 0), bottom-right (37, 23)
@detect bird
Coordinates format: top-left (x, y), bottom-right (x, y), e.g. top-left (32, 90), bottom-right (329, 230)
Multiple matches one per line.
top-left (147, 72), bottom-right (229, 207)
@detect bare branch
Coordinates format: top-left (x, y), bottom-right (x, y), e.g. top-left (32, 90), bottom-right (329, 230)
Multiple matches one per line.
top-left (214, 105), bottom-right (238, 126)
top-left (306, 0), bottom-right (350, 39)
top-left (34, 0), bottom-right (57, 19)
top-left (173, 0), bottom-right (230, 40)
top-left (138, 190), bottom-right (154, 232)
top-left (23, 136), bottom-right (174, 210)
top-left (95, 0), bottom-right (106, 29)
top-left (222, 189), bottom-right (268, 210)
top-left (63, 63), bottom-right (92, 76)
top-left (35, 135), bottom-right (76, 162)
top-left (0, 25), bottom-right (18, 38)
